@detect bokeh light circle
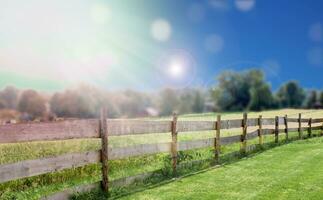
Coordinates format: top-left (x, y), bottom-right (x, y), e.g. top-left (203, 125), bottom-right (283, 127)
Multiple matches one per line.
top-left (150, 18), bottom-right (172, 42)
top-left (204, 34), bottom-right (224, 54)
top-left (235, 0), bottom-right (255, 12)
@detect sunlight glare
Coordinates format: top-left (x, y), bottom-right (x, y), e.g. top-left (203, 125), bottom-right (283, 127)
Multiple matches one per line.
top-left (168, 61), bottom-right (184, 78)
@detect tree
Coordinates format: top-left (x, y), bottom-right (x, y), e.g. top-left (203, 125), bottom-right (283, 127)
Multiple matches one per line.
top-left (305, 90), bottom-right (317, 108)
top-left (320, 91), bottom-right (323, 106)
top-left (248, 84), bottom-right (276, 111)
top-left (192, 90), bottom-right (205, 113)
top-left (276, 81), bottom-right (305, 108)
top-left (18, 90), bottom-right (46, 119)
top-left (0, 86), bottom-right (19, 109)
top-left (159, 88), bottom-right (179, 116)
top-left (212, 69), bottom-right (275, 111)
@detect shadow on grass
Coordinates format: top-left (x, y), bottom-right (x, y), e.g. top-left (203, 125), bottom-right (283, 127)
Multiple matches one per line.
top-left (72, 131), bottom-right (323, 200)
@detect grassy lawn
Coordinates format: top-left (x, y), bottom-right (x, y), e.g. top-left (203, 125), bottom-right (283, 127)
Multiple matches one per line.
top-left (116, 137), bottom-right (323, 200)
top-left (0, 109), bottom-right (322, 199)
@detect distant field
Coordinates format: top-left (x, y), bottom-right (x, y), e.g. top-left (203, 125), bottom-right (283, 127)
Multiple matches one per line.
top-left (117, 137), bottom-right (323, 200)
top-left (0, 109), bottom-right (323, 199)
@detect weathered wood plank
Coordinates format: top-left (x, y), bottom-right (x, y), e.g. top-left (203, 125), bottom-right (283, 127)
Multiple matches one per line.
top-left (262, 118), bottom-right (275, 125)
top-left (287, 118), bottom-right (310, 123)
top-left (0, 151), bottom-right (100, 184)
top-left (177, 121), bottom-right (215, 132)
top-left (0, 119), bottom-right (99, 144)
top-left (287, 118), bottom-right (298, 123)
top-left (247, 118), bottom-right (258, 127)
top-left (246, 130), bottom-right (259, 140)
top-left (221, 135), bottom-right (241, 145)
top-left (178, 138), bottom-right (213, 151)
top-left (108, 143), bottom-right (171, 160)
top-left (221, 119), bottom-right (242, 129)
top-left (107, 120), bottom-right (172, 135)
top-left (312, 118), bottom-right (323, 123)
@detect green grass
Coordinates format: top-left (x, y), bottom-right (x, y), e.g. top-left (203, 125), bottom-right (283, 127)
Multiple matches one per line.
top-left (0, 109), bottom-right (322, 199)
top-left (110, 137), bottom-right (323, 200)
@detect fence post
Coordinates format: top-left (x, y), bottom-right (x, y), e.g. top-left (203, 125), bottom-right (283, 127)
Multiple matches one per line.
top-left (284, 115), bottom-right (288, 141)
top-left (298, 113), bottom-right (302, 139)
top-left (308, 118), bottom-right (312, 137)
top-left (241, 113), bottom-right (247, 154)
top-left (258, 115), bottom-right (263, 145)
top-left (275, 116), bottom-right (279, 143)
top-left (171, 113), bottom-right (178, 176)
top-left (215, 115), bottom-right (221, 163)
top-left (100, 108), bottom-right (109, 192)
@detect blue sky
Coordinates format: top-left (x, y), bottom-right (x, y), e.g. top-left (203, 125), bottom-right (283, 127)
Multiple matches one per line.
top-left (0, 0), bottom-right (322, 91)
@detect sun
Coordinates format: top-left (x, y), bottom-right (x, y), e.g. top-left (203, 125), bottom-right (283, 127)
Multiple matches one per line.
top-left (168, 60), bottom-right (184, 78)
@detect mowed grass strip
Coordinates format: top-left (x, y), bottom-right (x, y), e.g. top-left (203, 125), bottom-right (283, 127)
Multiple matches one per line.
top-left (116, 137), bottom-right (323, 200)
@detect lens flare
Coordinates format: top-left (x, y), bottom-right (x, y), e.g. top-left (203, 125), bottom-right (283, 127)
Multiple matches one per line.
top-left (150, 18), bottom-right (172, 42)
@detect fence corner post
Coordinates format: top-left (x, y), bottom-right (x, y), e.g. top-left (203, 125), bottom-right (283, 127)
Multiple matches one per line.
top-left (274, 116), bottom-right (279, 143)
top-left (215, 114), bottom-right (221, 163)
top-left (298, 113), bottom-right (302, 139)
top-left (284, 115), bottom-right (288, 141)
top-left (258, 115), bottom-right (263, 145)
top-left (241, 112), bottom-right (248, 154)
top-left (171, 112), bottom-right (178, 177)
top-left (100, 107), bottom-right (109, 193)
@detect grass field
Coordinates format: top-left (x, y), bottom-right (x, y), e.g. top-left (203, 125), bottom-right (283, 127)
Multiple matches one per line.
top-left (115, 137), bottom-right (323, 200)
top-left (0, 109), bottom-right (323, 199)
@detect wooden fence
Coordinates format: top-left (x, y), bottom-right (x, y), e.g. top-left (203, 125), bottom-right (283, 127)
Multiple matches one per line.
top-left (0, 111), bottom-right (323, 199)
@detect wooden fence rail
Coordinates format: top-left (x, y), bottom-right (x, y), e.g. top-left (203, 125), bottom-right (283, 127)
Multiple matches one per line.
top-left (0, 111), bottom-right (323, 199)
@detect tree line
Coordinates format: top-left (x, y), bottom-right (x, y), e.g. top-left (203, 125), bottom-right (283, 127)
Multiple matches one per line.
top-left (0, 69), bottom-right (322, 121)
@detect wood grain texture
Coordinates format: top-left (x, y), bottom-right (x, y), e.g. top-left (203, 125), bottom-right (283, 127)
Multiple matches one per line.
top-left (287, 118), bottom-right (310, 123)
top-left (177, 121), bottom-right (215, 132)
top-left (0, 151), bottom-right (100, 184)
top-left (100, 108), bottom-right (109, 192)
top-left (0, 119), bottom-right (99, 143)
top-left (221, 135), bottom-right (241, 145)
top-left (299, 113), bottom-right (303, 139)
top-left (220, 119), bottom-right (242, 129)
top-left (215, 115), bottom-right (221, 162)
top-left (241, 113), bottom-right (248, 153)
top-left (258, 115), bottom-right (263, 145)
top-left (262, 118), bottom-right (275, 126)
top-left (108, 143), bottom-right (171, 160)
top-left (247, 118), bottom-right (258, 127)
top-left (275, 116), bottom-right (279, 143)
top-left (284, 115), bottom-right (289, 140)
top-left (178, 138), bottom-right (213, 151)
top-left (171, 113), bottom-right (178, 176)
top-left (312, 118), bottom-right (323, 123)
top-left (107, 120), bottom-right (172, 135)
